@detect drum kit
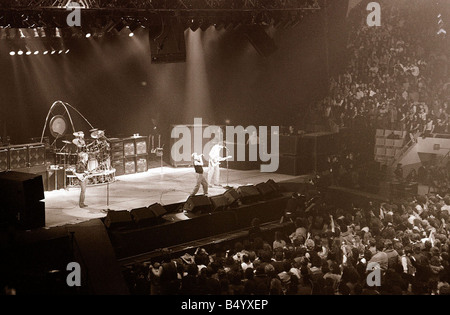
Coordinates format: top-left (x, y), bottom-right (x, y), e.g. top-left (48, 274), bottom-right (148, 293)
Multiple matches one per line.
top-left (71, 128), bottom-right (111, 172)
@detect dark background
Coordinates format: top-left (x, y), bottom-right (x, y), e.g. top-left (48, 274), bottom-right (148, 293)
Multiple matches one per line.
top-left (0, 0), bottom-right (349, 146)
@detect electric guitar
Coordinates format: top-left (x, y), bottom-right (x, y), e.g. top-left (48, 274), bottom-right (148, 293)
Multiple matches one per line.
top-left (209, 156), bottom-right (232, 168)
top-left (74, 170), bottom-right (95, 182)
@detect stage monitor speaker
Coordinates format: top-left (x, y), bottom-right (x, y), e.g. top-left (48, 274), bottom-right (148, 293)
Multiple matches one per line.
top-left (149, 203), bottom-right (167, 218)
top-left (135, 139), bottom-right (148, 155)
top-left (183, 195), bottom-right (212, 214)
top-left (237, 185), bottom-right (261, 204)
top-left (104, 210), bottom-right (133, 229)
top-left (223, 188), bottom-right (240, 207)
top-left (210, 195), bottom-right (229, 212)
top-left (150, 17), bottom-right (186, 64)
top-left (255, 182), bottom-right (276, 199)
top-left (130, 207), bottom-right (156, 226)
top-left (242, 25), bottom-right (278, 58)
top-left (266, 179), bottom-right (281, 192)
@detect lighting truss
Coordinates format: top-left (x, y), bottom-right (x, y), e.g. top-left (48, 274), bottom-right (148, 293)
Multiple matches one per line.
top-left (0, 0), bottom-right (321, 29)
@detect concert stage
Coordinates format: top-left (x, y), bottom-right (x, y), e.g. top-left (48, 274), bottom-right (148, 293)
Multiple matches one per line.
top-left (43, 166), bottom-right (296, 229)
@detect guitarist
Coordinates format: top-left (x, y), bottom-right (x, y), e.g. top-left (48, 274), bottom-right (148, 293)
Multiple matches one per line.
top-left (207, 141), bottom-right (231, 187)
top-left (75, 152), bottom-right (90, 208)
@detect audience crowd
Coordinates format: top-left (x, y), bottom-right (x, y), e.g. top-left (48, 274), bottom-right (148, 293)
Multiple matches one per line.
top-left (123, 189), bottom-right (450, 295)
top-left (309, 0), bottom-right (449, 142)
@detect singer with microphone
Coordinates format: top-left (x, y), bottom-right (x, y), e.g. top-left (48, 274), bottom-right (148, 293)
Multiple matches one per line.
top-left (190, 152), bottom-right (208, 197)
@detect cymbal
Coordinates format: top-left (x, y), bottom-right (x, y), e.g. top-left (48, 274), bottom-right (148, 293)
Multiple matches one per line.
top-left (73, 131), bottom-right (84, 138)
top-left (72, 138), bottom-right (86, 147)
top-left (91, 130), bottom-right (105, 139)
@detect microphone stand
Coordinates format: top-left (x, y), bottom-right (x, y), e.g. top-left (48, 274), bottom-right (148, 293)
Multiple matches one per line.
top-left (224, 146), bottom-right (232, 190)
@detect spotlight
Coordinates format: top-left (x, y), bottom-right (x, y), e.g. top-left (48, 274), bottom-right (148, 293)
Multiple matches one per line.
top-left (26, 50), bottom-right (31, 55)
top-left (34, 51), bottom-right (39, 55)
top-left (58, 50), bottom-right (63, 54)
top-left (65, 49), bottom-right (70, 54)
top-left (43, 50), bottom-right (48, 55)
top-left (9, 51), bottom-right (15, 56)
top-left (129, 32), bottom-right (134, 37)
top-left (51, 50), bottom-right (56, 55)
top-left (17, 50), bottom-right (23, 55)
top-left (85, 33), bottom-right (91, 38)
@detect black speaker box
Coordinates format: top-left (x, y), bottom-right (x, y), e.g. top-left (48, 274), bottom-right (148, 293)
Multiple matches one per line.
top-left (149, 203), bottom-right (167, 218)
top-left (210, 195), bottom-right (229, 212)
top-left (104, 210), bottom-right (133, 229)
top-left (0, 171), bottom-right (45, 229)
top-left (237, 185), bottom-right (261, 204)
top-left (223, 188), bottom-right (240, 207)
top-left (266, 179), bottom-right (281, 192)
top-left (255, 182), bottom-right (275, 199)
top-left (130, 207), bottom-right (156, 226)
top-left (183, 195), bottom-right (212, 214)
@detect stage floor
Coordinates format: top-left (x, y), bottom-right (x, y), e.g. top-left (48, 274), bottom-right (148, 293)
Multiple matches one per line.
top-left (43, 166), bottom-right (297, 229)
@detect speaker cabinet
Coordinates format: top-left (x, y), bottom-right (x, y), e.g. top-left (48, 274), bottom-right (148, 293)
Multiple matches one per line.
top-left (0, 171), bottom-right (45, 229)
top-left (9, 145), bottom-right (28, 169)
top-left (135, 139), bottom-right (148, 155)
top-left (237, 185), bottom-right (261, 204)
top-left (136, 156), bottom-right (148, 173)
top-left (112, 159), bottom-right (125, 176)
top-left (148, 203), bottom-right (167, 218)
top-left (28, 143), bottom-right (46, 167)
top-left (0, 148), bottom-right (8, 171)
top-left (104, 210), bottom-right (133, 229)
top-left (255, 182), bottom-right (276, 199)
top-left (123, 140), bottom-right (136, 157)
top-left (210, 195), bottom-right (229, 212)
top-left (130, 207), bottom-right (156, 226)
top-left (124, 158), bottom-right (136, 175)
top-left (224, 188), bottom-right (240, 207)
top-left (183, 195), bottom-right (212, 214)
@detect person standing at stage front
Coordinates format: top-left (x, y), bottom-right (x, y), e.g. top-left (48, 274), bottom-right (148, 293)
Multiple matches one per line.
top-left (75, 152), bottom-right (89, 208)
top-left (191, 153), bottom-right (208, 197)
top-left (208, 141), bottom-right (225, 187)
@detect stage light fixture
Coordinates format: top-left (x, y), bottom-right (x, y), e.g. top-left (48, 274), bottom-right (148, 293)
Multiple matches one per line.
top-left (34, 51), bottom-right (39, 55)
top-left (17, 50), bottom-right (23, 55)
top-left (85, 32), bottom-right (91, 38)
top-left (58, 50), bottom-right (63, 54)
top-left (43, 50), bottom-right (48, 55)
top-left (51, 50), bottom-right (56, 54)
top-left (9, 51), bottom-right (15, 56)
